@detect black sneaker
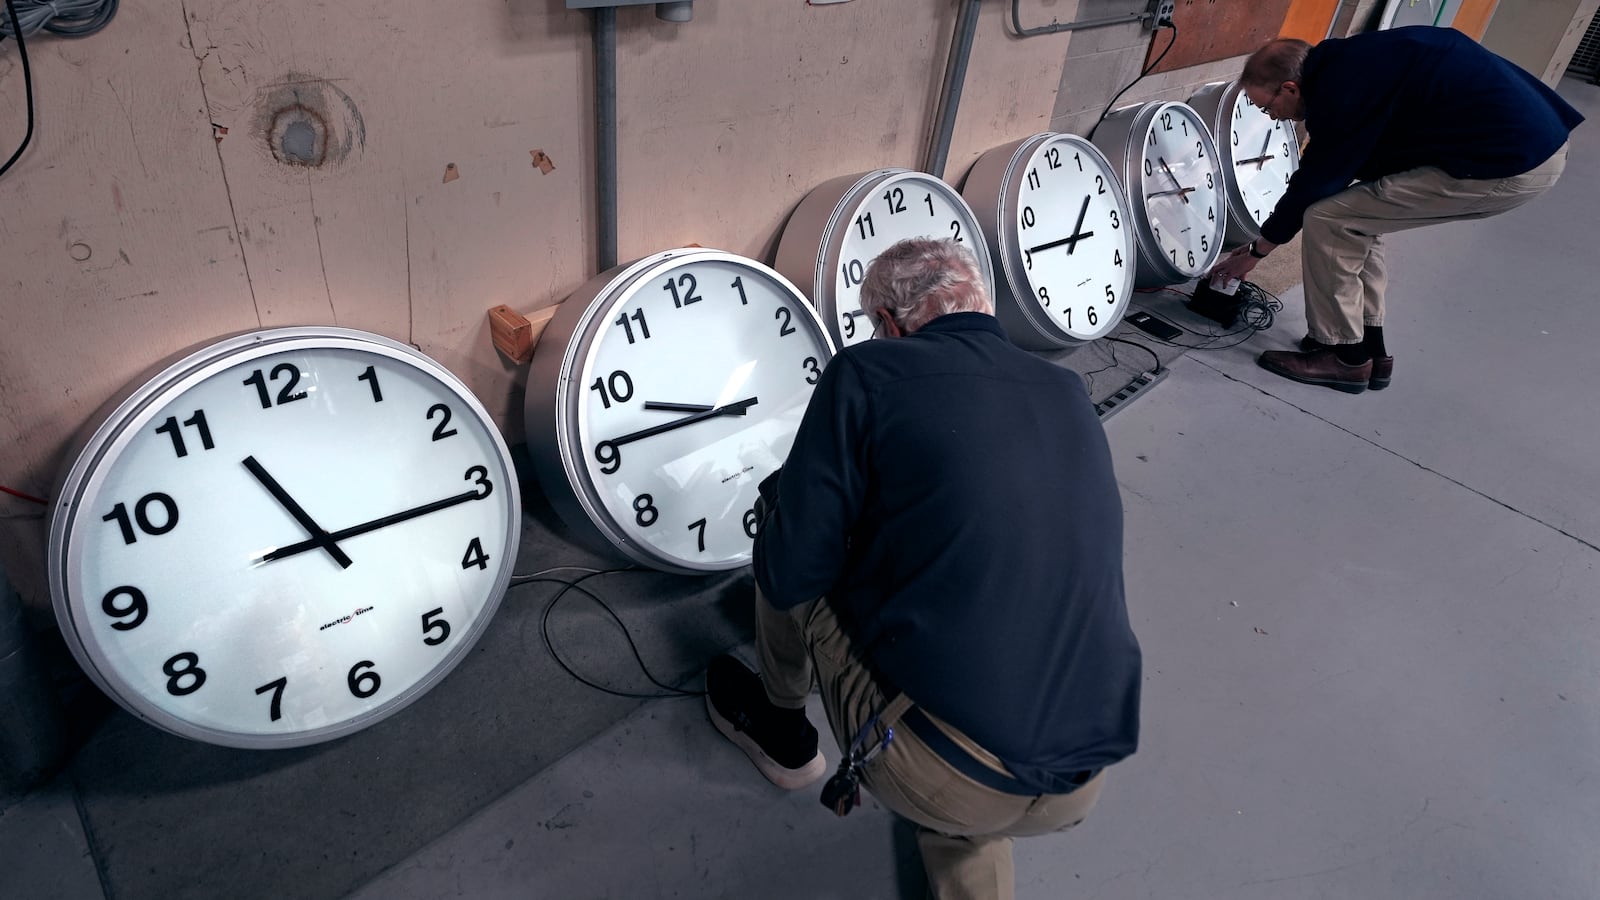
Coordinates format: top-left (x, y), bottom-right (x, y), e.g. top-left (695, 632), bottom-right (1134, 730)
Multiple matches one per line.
top-left (705, 655), bottom-right (826, 790)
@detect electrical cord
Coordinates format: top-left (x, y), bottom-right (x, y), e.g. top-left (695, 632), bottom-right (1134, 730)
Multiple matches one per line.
top-left (1095, 21), bottom-right (1178, 127)
top-left (530, 567), bottom-right (706, 700)
top-left (0, 0), bottom-right (34, 179)
top-left (0, 0), bottom-right (116, 39)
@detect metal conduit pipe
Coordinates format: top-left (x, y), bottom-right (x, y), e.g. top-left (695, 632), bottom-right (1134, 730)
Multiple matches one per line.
top-left (1010, 0), bottom-right (1153, 38)
top-left (593, 6), bottom-right (619, 272)
top-left (924, 0), bottom-right (983, 180)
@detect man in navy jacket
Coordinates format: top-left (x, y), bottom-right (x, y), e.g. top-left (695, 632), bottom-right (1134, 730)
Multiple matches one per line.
top-left (705, 238), bottom-right (1141, 899)
top-left (1210, 27), bottom-right (1582, 394)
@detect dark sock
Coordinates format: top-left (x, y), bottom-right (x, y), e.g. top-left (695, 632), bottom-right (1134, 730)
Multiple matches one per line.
top-left (1333, 343), bottom-right (1371, 366)
top-left (1362, 325), bottom-right (1387, 358)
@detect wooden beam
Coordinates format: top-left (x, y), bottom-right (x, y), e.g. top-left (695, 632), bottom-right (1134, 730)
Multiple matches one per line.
top-left (488, 304), bottom-right (559, 365)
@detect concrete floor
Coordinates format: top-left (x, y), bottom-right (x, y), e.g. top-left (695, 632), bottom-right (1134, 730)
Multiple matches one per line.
top-left (3, 78), bottom-right (1597, 900)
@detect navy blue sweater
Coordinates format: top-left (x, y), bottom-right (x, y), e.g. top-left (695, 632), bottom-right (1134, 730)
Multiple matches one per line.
top-left (1260, 26), bottom-right (1584, 245)
top-left (753, 313), bottom-right (1142, 792)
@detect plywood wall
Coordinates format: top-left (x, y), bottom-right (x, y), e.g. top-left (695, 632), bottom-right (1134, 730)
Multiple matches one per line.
top-left (0, 0), bottom-right (1092, 609)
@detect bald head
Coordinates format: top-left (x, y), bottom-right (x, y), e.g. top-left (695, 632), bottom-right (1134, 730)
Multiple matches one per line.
top-left (1241, 38), bottom-right (1311, 89)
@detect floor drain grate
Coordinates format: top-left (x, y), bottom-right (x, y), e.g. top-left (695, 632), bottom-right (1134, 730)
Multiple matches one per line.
top-left (1095, 368), bottom-right (1169, 421)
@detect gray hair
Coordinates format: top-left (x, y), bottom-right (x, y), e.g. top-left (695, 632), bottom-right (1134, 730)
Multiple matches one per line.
top-left (858, 238), bottom-right (992, 334)
top-left (1241, 38), bottom-right (1311, 89)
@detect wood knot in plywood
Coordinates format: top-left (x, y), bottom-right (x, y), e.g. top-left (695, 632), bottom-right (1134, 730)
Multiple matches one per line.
top-left (252, 74), bottom-right (367, 169)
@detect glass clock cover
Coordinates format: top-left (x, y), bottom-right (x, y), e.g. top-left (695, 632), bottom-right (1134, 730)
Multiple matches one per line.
top-left (526, 249), bottom-right (834, 575)
top-left (49, 328), bottom-right (521, 748)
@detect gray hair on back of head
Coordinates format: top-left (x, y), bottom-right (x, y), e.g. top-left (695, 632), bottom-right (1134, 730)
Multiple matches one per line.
top-left (858, 237), bottom-right (992, 334)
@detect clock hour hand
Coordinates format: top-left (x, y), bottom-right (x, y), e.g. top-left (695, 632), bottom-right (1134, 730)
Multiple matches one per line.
top-left (243, 456), bottom-right (353, 569)
top-left (259, 479), bottom-right (490, 564)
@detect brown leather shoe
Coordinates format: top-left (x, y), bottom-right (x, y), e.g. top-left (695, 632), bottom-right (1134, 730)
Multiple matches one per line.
top-left (1259, 348), bottom-right (1371, 393)
top-left (1299, 336), bottom-right (1393, 390)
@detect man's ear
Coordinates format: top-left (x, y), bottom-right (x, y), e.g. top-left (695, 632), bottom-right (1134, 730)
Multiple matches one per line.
top-left (874, 308), bottom-right (903, 339)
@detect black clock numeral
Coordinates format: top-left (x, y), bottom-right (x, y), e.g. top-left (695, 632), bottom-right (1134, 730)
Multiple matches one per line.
top-left (1114, 249), bottom-right (1123, 267)
top-left (465, 465), bottom-right (493, 498)
top-left (1109, 209), bottom-right (1120, 229)
top-left (1021, 206), bottom-right (1037, 229)
top-left (855, 211), bottom-right (875, 239)
top-left (1095, 174), bottom-right (1107, 195)
top-left (923, 192), bottom-right (935, 216)
top-left (256, 676), bottom-right (287, 721)
top-left (104, 492), bottom-right (179, 545)
top-left (663, 272), bottom-right (703, 308)
top-left (803, 357), bottom-right (821, 384)
top-left (775, 306), bottom-right (796, 337)
top-left (163, 651), bottom-right (207, 696)
top-left (743, 508), bottom-right (759, 539)
top-left (731, 276), bottom-right (749, 305)
top-left (422, 608), bottom-right (451, 646)
top-left (347, 661), bottom-right (381, 699)
top-left (1045, 146), bottom-right (1062, 170)
top-left (842, 258), bottom-right (865, 287)
top-left (1144, 158), bottom-right (1153, 177)
top-left (633, 493), bottom-right (659, 527)
top-left (614, 307), bottom-right (652, 344)
top-left (1037, 286), bottom-right (1051, 308)
top-left (1026, 168), bottom-right (1041, 191)
top-left (461, 537), bottom-right (490, 570)
top-left (243, 363), bottom-right (307, 409)
top-left (688, 518), bottom-right (707, 553)
top-left (1105, 284), bottom-right (1116, 305)
top-left (882, 187), bottom-right (906, 214)
top-left (102, 585), bottom-right (148, 631)
top-left (589, 370), bottom-right (635, 409)
top-left (595, 441), bottom-right (621, 474)
top-left (428, 403), bottom-right (458, 441)
top-left (841, 313), bottom-right (857, 340)
top-left (950, 220), bottom-right (963, 243)
top-left (154, 410), bottom-right (215, 458)
top-left (358, 365), bottom-right (383, 402)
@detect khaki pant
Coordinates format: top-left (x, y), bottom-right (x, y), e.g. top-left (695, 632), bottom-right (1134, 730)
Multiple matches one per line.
top-left (1300, 143), bottom-right (1569, 345)
top-left (756, 589), bottom-right (1105, 900)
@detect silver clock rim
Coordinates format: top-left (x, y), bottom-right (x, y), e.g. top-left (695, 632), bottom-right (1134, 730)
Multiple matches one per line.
top-left (1096, 101), bottom-right (1229, 287)
top-left (1188, 80), bottom-right (1302, 245)
top-left (544, 248), bottom-right (834, 575)
top-left (965, 132), bottom-right (1139, 347)
top-left (47, 327), bottom-right (522, 749)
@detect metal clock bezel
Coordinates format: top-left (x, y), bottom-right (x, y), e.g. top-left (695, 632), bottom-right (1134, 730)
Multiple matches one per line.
top-left (526, 248), bottom-right (834, 576)
top-left (773, 168), bottom-right (995, 348)
top-left (963, 132), bottom-right (1139, 349)
top-left (1093, 101), bottom-right (1229, 287)
top-left (47, 326), bottom-right (522, 749)
top-left (1188, 80), bottom-right (1302, 245)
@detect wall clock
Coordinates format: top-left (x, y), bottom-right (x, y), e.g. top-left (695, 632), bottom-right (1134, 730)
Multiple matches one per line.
top-left (525, 248), bottom-right (833, 575)
top-left (773, 168), bottom-right (994, 348)
top-left (1188, 80), bottom-right (1302, 246)
top-left (47, 327), bottom-right (521, 749)
top-left (962, 132), bottom-right (1139, 349)
top-left (1091, 101), bottom-right (1228, 287)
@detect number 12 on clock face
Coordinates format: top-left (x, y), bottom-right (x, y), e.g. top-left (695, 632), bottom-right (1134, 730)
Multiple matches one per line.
top-left (50, 330), bottom-right (522, 748)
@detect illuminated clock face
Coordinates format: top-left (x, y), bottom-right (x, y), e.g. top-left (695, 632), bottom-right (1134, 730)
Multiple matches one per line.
top-left (559, 250), bottom-right (834, 573)
top-left (49, 329), bottom-right (521, 748)
top-left (830, 171), bottom-right (988, 347)
top-left (1139, 103), bottom-right (1227, 279)
top-left (1227, 90), bottom-right (1301, 228)
top-left (1009, 134), bottom-right (1138, 341)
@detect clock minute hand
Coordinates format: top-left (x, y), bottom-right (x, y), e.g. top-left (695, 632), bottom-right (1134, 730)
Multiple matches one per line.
top-left (260, 487), bottom-right (487, 563)
top-left (601, 397), bottom-right (759, 451)
top-left (242, 456), bottom-right (353, 569)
